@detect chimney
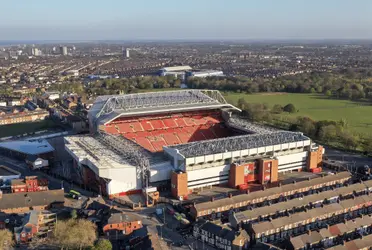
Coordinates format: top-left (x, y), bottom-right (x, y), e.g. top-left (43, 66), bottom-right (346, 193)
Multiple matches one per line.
top-left (228, 193), bottom-right (233, 198)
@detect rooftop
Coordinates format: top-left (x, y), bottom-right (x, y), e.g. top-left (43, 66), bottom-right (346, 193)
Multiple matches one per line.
top-left (252, 194), bottom-right (372, 234)
top-left (168, 131), bottom-right (309, 158)
top-left (0, 139), bottom-right (54, 155)
top-left (0, 189), bottom-right (64, 210)
top-left (0, 165), bottom-right (20, 176)
top-left (193, 172), bottom-right (351, 213)
top-left (107, 212), bottom-right (141, 224)
top-left (89, 90), bottom-right (238, 126)
top-left (233, 179), bottom-right (372, 223)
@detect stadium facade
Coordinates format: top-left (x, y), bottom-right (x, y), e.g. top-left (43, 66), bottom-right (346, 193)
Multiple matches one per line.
top-left (64, 90), bottom-right (324, 199)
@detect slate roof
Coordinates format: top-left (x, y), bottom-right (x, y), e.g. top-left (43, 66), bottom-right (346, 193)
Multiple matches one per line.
top-left (0, 189), bottom-right (64, 210)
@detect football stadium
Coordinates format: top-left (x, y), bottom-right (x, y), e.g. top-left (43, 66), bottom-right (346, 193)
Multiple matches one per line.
top-left (64, 90), bottom-right (324, 199)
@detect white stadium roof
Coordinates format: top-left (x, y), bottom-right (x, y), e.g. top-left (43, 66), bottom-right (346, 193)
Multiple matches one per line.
top-left (0, 139), bottom-right (54, 155)
top-left (161, 65), bottom-right (192, 72)
top-left (89, 90), bottom-right (239, 128)
top-left (166, 131), bottom-right (309, 158)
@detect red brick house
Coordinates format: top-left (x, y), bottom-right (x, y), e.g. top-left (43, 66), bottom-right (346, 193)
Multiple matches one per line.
top-left (14, 210), bottom-right (57, 244)
top-left (11, 176), bottom-right (48, 193)
top-left (103, 213), bottom-right (142, 236)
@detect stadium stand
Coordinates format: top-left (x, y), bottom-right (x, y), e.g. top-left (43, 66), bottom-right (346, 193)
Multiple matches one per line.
top-left (104, 110), bottom-right (239, 152)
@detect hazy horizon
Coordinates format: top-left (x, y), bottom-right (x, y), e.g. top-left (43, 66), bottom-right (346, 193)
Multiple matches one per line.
top-left (1, 0), bottom-right (372, 41)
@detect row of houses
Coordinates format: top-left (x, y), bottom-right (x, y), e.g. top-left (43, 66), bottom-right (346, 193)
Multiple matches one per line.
top-left (248, 194), bottom-right (372, 244)
top-left (0, 110), bottom-right (49, 125)
top-left (230, 179), bottom-right (372, 227)
top-left (190, 172), bottom-right (352, 220)
top-left (288, 215), bottom-right (372, 250)
top-left (328, 233), bottom-right (372, 250)
top-left (0, 189), bottom-right (64, 214)
top-left (193, 220), bottom-right (250, 250)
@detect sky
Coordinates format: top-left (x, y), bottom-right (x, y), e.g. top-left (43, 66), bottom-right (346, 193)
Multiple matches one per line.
top-left (0, 0), bottom-right (372, 41)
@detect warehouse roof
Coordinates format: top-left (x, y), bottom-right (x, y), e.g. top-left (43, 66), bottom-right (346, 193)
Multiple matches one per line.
top-left (193, 172), bottom-right (351, 214)
top-left (0, 139), bottom-right (54, 155)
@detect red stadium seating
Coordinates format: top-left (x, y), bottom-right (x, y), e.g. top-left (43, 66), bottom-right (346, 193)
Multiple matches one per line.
top-left (130, 122), bottom-right (143, 132)
top-left (163, 133), bottom-right (181, 145)
top-left (106, 110), bottom-right (237, 152)
top-left (163, 119), bottom-right (178, 128)
top-left (135, 137), bottom-right (155, 152)
top-left (174, 118), bottom-right (187, 127)
top-left (117, 123), bottom-right (134, 133)
top-left (105, 125), bottom-right (119, 134)
top-left (141, 121), bottom-right (153, 131)
top-left (150, 120), bottom-right (165, 130)
top-left (189, 131), bottom-right (206, 141)
top-left (151, 140), bottom-right (167, 152)
top-left (183, 117), bottom-right (196, 126)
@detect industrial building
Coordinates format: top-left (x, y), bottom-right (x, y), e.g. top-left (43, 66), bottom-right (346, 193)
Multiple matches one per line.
top-left (158, 66), bottom-right (224, 80)
top-left (64, 90), bottom-right (324, 199)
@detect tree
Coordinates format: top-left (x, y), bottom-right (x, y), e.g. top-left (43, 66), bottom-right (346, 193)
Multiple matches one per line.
top-left (283, 103), bottom-right (297, 113)
top-left (49, 219), bottom-right (97, 250)
top-left (338, 118), bottom-right (348, 129)
top-left (363, 137), bottom-right (372, 155)
top-left (318, 125), bottom-right (337, 143)
top-left (271, 104), bottom-right (283, 114)
top-left (325, 90), bottom-right (332, 97)
top-left (92, 239), bottom-right (113, 250)
top-left (237, 98), bottom-right (247, 110)
top-left (0, 229), bottom-right (13, 250)
top-left (339, 131), bottom-right (358, 150)
top-left (298, 117), bottom-right (316, 136)
top-left (70, 209), bottom-right (78, 219)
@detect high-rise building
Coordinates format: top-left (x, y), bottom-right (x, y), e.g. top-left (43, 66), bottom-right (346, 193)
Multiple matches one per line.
top-left (60, 46), bottom-right (68, 56)
top-left (124, 48), bottom-right (130, 58)
top-left (32, 48), bottom-right (41, 56)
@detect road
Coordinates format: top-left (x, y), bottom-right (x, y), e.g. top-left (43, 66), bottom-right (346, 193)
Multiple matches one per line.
top-left (324, 147), bottom-right (372, 168)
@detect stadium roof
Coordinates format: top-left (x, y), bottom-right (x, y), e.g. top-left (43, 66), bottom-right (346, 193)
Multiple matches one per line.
top-left (161, 65), bottom-right (192, 72)
top-left (167, 131), bottom-right (309, 158)
top-left (0, 139), bottom-right (54, 155)
top-left (89, 90), bottom-right (239, 127)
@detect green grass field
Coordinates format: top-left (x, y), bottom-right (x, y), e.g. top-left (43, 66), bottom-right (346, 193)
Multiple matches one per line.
top-left (224, 93), bottom-right (372, 135)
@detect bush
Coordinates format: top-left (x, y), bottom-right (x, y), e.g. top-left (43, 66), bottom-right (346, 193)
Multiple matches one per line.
top-left (283, 103), bottom-right (297, 113)
top-left (93, 239), bottom-right (112, 250)
top-left (271, 104), bottom-right (283, 114)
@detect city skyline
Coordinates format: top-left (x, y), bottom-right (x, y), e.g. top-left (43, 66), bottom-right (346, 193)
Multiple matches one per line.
top-left (1, 0), bottom-right (372, 41)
